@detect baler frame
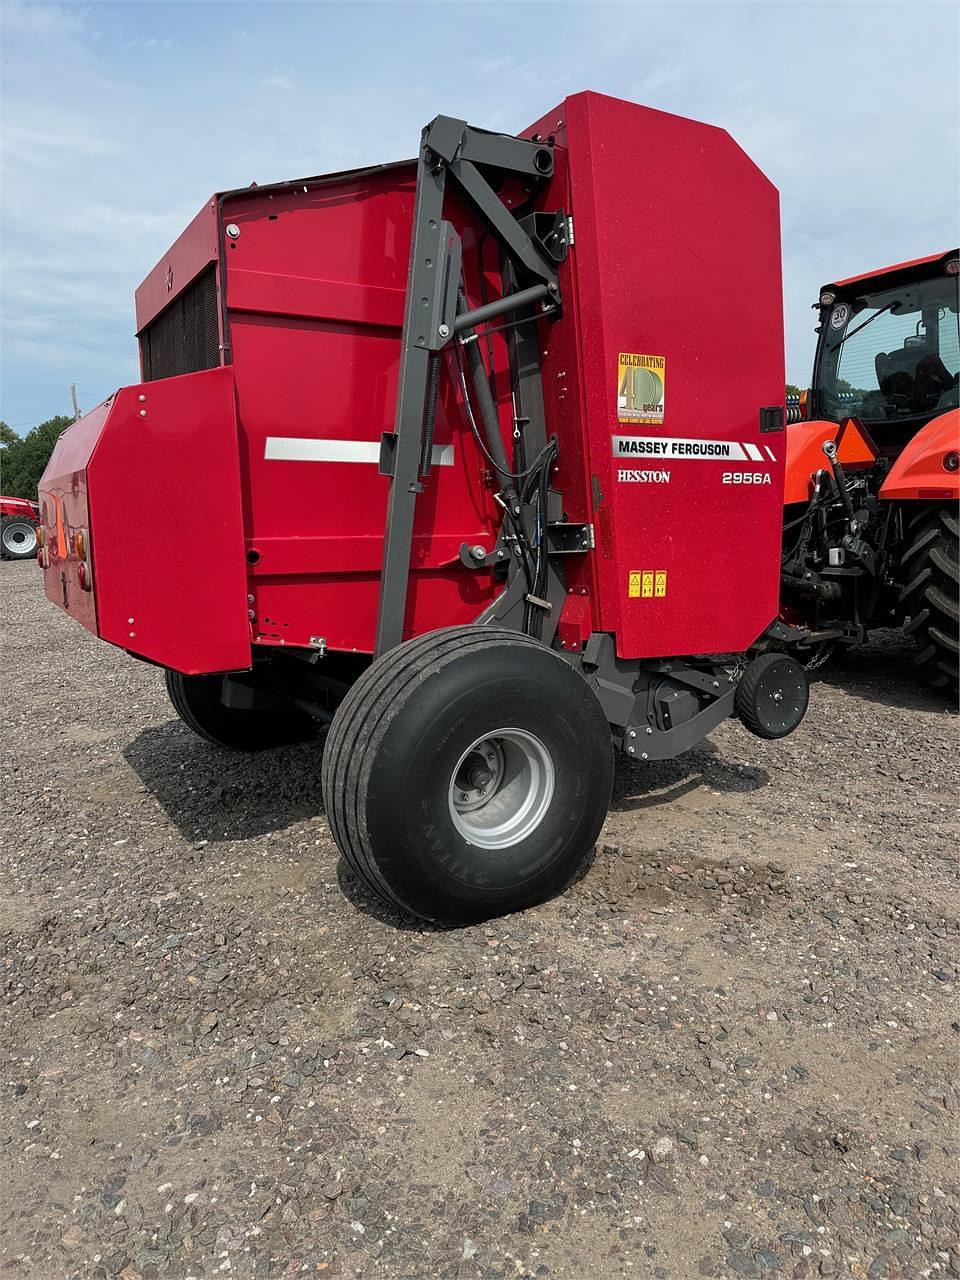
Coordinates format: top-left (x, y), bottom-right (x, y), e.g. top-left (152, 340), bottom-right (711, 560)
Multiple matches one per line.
top-left (374, 117), bottom-right (565, 655)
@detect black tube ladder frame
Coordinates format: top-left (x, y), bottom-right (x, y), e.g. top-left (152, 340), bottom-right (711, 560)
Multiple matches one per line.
top-left (374, 116), bottom-right (563, 656)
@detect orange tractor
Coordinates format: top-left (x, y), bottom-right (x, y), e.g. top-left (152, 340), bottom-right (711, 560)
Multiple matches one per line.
top-left (781, 250), bottom-right (959, 696)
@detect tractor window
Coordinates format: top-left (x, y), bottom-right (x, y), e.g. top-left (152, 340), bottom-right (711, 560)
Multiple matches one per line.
top-left (816, 271), bottom-right (960, 424)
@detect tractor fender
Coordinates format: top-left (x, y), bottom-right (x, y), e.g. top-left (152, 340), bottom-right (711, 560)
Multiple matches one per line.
top-left (782, 417), bottom-right (877, 505)
top-left (878, 408), bottom-right (960, 502)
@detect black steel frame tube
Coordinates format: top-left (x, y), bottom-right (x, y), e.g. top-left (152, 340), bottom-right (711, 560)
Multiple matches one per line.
top-left (453, 283), bottom-right (552, 333)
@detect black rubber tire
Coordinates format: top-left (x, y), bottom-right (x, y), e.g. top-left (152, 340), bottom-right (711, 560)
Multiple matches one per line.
top-left (165, 670), bottom-right (318, 751)
top-left (1, 515), bottom-right (38, 560)
top-left (899, 505), bottom-right (959, 698)
top-left (321, 626), bottom-right (614, 924)
top-left (735, 653), bottom-right (809, 740)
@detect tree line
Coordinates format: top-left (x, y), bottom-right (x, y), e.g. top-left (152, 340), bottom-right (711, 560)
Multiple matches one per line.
top-left (0, 417), bottom-right (74, 499)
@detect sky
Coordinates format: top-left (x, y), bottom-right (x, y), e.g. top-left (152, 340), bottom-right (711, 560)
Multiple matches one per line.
top-left (1, 0), bottom-right (957, 434)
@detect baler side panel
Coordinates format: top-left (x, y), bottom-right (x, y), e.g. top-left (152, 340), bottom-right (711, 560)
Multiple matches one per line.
top-left (135, 200), bottom-right (220, 334)
top-left (220, 172), bottom-right (508, 653)
top-left (87, 368), bottom-right (251, 673)
top-left (38, 402), bottom-right (111, 638)
top-left (546, 92), bottom-right (787, 659)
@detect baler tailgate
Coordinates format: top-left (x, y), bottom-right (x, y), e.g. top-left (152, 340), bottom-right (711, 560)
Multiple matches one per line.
top-left (40, 367), bottom-right (250, 675)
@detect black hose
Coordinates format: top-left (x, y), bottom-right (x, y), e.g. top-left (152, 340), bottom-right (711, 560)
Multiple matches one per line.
top-left (456, 293), bottom-right (518, 509)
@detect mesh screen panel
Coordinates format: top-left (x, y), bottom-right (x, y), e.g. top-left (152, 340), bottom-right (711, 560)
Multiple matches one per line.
top-left (140, 265), bottom-right (220, 381)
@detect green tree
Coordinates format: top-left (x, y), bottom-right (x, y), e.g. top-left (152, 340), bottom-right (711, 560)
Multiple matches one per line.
top-left (0, 416), bottom-right (74, 499)
top-left (785, 384), bottom-right (802, 396)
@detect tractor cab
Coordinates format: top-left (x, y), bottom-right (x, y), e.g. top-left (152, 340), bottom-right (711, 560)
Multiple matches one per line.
top-left (808, 251), bottom-right (959, 453)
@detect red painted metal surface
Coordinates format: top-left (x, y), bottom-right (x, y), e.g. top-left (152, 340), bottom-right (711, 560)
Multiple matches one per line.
top-left (135, 201), bottom-right (220, 335)
top-left (830, 251), bottom-right (951, 291)
top-left (879, 409), bottom-right (960, 501)
top-left (40, 369), bottom-right (250, 673)
top-left (1, 496), bottom-right (39, 519)
top-left (40, 91), bottom-right (788, 672)
top-left (528, 93), bottom-right (785, 657)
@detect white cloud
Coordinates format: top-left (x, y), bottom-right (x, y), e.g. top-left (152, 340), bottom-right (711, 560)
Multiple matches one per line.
top-left (0, 0), bottom-right (956, 426)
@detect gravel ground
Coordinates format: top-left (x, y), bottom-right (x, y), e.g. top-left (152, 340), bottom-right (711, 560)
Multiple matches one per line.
top-left (1, 559), bottom-right (958, 1280)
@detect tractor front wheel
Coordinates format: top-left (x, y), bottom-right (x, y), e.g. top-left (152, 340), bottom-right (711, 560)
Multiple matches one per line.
top-left (165, 670), bottom-right (318, 750)
top-left (900, 506), bottom-right (959, 698)
top-left (321, 627), bottom-right (614, 924)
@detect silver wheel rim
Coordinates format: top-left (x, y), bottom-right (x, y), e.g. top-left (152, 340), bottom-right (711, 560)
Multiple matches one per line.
top-left (448, 728), bottom-right (555, 850)
top-left (2, 523), bottom-right (37, 555)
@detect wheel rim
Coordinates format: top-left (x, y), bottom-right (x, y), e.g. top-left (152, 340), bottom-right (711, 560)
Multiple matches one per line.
top-left (448, 728), bottom-right (555, 850)
top-left (2, 523), bottom-right (37, 555)
top-left (756, 664), bottom-right (806, 734)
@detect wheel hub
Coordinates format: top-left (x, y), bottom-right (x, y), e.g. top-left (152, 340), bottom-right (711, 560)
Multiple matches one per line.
top-left (2, 524), bottom-right (37, 555)
top-left (449, 729), bottom-right (555, 849)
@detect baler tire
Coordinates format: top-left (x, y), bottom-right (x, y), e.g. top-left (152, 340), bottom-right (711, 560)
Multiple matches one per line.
top-left (1, 516), bottom-right (38, 560)
top-left (899, 506), bottom-right (959, 699)
top-left (735, 652), bottom-right (809, 740)
top-left (321, 626), bottom-right (614, 924)
top-left (164, 670), bottom-right (318, 751)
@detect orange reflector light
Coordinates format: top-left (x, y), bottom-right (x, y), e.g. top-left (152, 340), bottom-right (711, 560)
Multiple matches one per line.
top-left (36, 525), bottom-right (44, 548)
top-left (74, 529), bottom-right (86, 559)
top-left (799, 388), bottom-right (808, 421)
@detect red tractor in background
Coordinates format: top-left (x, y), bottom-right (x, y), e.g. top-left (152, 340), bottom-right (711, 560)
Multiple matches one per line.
top-left (1, 495), bottom-right (40, 561)
top-left (781, 250), bottom-right (959, 697)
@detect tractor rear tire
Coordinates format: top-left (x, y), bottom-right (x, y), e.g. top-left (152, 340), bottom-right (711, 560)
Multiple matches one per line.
top-left (900, 506), bottom-right (959, 698)
top-left (1, 516), bottom-right (38, 560)
top-left (321, 626), bottom-right (614, 924)
top-left (165, 670), bottom-right (318, 751)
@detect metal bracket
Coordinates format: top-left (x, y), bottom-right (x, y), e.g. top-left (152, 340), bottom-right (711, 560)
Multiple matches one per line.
top-left (517, 209), bottom-right (569, 265)
top-left (547, 522), bottom-right (594, 554)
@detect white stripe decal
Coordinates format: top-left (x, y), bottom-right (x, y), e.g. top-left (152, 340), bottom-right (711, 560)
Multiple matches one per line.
top-left (743, 442), bottom-right (764, 462)
top-left (265, 437), bottom-right (454, 467)
top-left (764, 445), bottom-right (777, 462)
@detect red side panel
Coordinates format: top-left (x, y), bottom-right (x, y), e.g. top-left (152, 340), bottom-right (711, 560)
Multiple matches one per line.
top-left (39, 368), bottom-right (250, 674)
top-left (528, 92), bottom-right (786, 658)
top-left (218, 169), bottom-right (504, 653)
top-left (38, 404), bottom-right (108, 638)
top-left (879, 409), bottom-right (960, 501)
top-left (135, 200), bottom-right (220, 334)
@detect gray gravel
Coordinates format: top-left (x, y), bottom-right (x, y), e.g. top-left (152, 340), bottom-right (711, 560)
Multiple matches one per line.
top-left (1, 559), bottom-right (958, 1280)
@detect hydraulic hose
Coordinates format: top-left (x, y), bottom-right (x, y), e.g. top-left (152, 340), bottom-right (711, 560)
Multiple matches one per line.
top-left (456, 292), bottom-right (519, 510)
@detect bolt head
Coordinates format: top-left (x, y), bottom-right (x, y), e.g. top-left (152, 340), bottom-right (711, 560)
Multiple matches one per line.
top-left (626, 745), bottom-right (635, 754)
top-left (225, 223), bottom-right (240, 239)
top-left (438, 323), bottom-right (450, 338)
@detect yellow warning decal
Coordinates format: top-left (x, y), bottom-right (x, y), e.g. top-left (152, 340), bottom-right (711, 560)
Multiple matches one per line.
top-left (618, 353), bottom-right (665, 425)
top-left (628, 570), bottom-right (668, 599)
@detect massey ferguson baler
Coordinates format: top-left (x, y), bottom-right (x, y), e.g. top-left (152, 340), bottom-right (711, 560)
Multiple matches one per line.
top-left (38, 91), bottom-right (810, 923)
